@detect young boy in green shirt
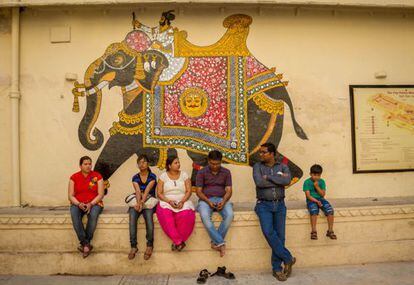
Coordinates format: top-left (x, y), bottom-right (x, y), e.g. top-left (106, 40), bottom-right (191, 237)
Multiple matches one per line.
top-left (303, 164), bottom-right (337, 240)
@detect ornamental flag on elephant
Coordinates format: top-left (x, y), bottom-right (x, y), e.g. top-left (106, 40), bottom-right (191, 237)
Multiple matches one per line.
top-left (71, 11), bottom-right (308, 190)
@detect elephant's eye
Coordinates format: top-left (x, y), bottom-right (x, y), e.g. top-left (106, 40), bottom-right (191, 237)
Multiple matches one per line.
top-left (110, 53), bottom-right (126, 67)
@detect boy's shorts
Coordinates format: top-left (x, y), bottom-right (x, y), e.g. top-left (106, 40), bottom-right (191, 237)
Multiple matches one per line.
top-left (307, 198), bottom-right (334, 216)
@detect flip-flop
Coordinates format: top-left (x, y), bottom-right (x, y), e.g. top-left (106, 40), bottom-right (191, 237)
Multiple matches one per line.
top-left (176, 242), bottom-right (186, 252)
top-left (197, 269), bottom-right (211, 284)
top-left (211, 266), bottom-right (235, 279)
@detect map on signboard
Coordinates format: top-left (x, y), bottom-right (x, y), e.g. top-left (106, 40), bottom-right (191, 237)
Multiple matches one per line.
top-left (351, 86), bottom-right (414, 172)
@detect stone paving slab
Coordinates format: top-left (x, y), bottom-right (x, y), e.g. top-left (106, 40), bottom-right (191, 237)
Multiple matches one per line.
top-left (0, 261), bottom-right (413, 285)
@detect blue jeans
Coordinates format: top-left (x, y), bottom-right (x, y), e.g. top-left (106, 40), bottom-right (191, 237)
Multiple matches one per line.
top-left (70, 204), bottom-right (103, 246)
top-left (307, 198), bottom-right (334, 216)
top-left (197, 197), bottom-right (234, 246)
top-left (255, 200), bottom-right (293, 272)
top-left (128, 207), bottom-right (155, 248)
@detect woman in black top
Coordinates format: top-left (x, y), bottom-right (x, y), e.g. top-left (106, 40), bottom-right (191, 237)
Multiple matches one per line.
top-left (128, 154), bottom-right (158, 260)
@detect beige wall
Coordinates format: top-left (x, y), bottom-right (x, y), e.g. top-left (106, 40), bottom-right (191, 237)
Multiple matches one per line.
top-left (0, 9), bottom-right (12, 207)
top-left (0, 5), bottom-right (413, 206)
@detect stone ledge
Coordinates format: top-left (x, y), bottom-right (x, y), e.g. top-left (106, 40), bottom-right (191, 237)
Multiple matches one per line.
top-left (1, 197), bottom-right (413, 226)
top-left (0, 197), bottom-right (413, 275)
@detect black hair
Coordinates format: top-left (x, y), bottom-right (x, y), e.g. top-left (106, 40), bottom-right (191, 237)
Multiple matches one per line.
top-left (310, 164), bottom-right (323, 174)
top-left (208, 150), bottom-right (223, 161)
top-left (79, 156), bottom-right (92, 166)
top-left (166, 155), bottom-right (178, 171)
top-left (137, 154), bottom-right (152, 172)
top-left (261, 142), bottom-right (276, 155)
top-left (161, 10), bottom-right (175, 25)
top-left (137, 154), bottom-right (149, 164)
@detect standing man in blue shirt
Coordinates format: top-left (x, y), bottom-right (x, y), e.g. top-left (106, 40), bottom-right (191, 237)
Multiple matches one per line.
top-left (252, 142), bottom-right (296, 281)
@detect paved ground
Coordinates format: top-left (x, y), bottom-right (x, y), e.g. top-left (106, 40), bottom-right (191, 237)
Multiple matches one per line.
top-left (0, 261), bottom-right (413, 285)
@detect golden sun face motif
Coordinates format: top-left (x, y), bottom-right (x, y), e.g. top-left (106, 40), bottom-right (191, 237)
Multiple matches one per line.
top-left (179, 87), bottom-right (209, 118)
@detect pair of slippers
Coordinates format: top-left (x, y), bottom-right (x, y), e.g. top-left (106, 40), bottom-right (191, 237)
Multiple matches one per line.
top-left (197, 266), bottom-right (235, 284)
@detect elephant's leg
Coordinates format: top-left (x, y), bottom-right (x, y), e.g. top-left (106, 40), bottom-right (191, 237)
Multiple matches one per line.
top-left (247, 98), bottom-right (303, 184)
top-left (248, 99), bottom-right (284, 166)
top-left (135, 147), bottom-right (177, 168)
top-left (94, 133), bottom-right (142, 192)
top-left (276, 151), bottom-right (303, 186)
top-left (264, 86), bottom-right (308, 140)
top-left (186, 151), bottom-right (208, 186)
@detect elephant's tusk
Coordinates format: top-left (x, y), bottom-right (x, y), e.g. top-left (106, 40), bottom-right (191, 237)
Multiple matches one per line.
top-left (99, 71), bottom-right (116, 83)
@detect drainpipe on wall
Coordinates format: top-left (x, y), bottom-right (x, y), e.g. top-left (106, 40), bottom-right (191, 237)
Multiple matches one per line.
top-left (9, 7), bottom-right (21, 207)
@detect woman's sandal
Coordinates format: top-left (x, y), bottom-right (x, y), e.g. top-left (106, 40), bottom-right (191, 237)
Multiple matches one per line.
top-left (176, 242), bottom-right (186, 252)
top-left (144, 246), bottom-right (153, 260)
top-left (311, 231), bottom-right (318, 240)
top-left (211, 266), bottom-right (236, 280)
top-left (197, 269), bottom-right (211, 284)
top-left (128, 247), bottom-right (138, 260)
top-left (82, 244), bottom-right (93, 258)
top-left (171, 243), bottom-right (177, 251)
top-left (326, 230), bottom-right (337, 240)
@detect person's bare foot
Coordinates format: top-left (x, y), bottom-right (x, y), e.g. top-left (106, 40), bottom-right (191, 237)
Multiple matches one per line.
top-left (211, 243), bottom-right (220, 251)
top-left (82, 244), bottom-right (92, 258)
top-left (219, 244), bottom-right (226, 257)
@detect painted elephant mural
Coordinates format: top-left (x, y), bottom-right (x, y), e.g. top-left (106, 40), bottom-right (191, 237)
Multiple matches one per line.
top-left (72, 11), bottom-right (308, 191)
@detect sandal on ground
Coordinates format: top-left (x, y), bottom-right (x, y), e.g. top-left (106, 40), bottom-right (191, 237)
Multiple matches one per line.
top-left (176, 242), bottom-right (186, 252)
top-left (82, 244), bottom-right (93, 258)
top-left (171, 243), bottom-right (177, 251)
top-left (196, 269), bottom-right (211, 284)
top-left (311, 231), bottom-right (318, 240)
top-left (211, 266), bottom-right (236, 279)
top-left (77, 245), bottom-right (84, 253)
top-left (128, 247), bottom-right (138, 260)
top-left (326, 230), bottom-right (337, 240)
top-left (144, 246), bottom-right (153, 260)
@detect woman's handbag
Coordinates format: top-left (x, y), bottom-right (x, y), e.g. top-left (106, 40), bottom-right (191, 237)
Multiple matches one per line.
top-left (125, 193), bottom-right (158, 209)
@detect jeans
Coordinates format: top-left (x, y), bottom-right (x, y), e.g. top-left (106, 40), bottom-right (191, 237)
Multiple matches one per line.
top-left (307, 198), bottom-right (334, 216)
top-left (197, 197), bottom-right (234, 246)
top-left (70, 204), bottom-right (103, 246)
top-left (255, 200), bottom-right (293, 272)
top-left (129, 207), bottom-right (155, 248)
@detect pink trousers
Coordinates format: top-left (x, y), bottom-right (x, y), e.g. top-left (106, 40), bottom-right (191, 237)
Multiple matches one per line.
top-left (156, 204), bottom-right (196, 245)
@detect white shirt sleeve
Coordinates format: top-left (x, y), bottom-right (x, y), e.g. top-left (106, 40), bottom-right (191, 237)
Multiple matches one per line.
top-left (159, 172), bottom-right (167, 182)
top-left (181, 171), bottom-right (189, 181)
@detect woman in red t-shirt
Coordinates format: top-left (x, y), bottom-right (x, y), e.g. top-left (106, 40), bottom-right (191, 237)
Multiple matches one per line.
top-left (68, 156), bottom-right (104, 258)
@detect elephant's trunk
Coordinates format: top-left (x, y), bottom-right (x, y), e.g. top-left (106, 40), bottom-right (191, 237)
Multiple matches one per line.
top-left (78, 88), bottom-right (104, 151)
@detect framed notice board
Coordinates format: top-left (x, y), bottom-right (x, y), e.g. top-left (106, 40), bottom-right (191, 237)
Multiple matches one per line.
top-left (350, 85), bottom-right (414, 173)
